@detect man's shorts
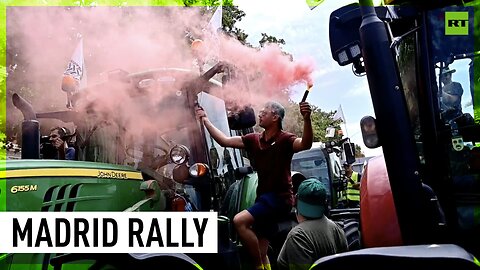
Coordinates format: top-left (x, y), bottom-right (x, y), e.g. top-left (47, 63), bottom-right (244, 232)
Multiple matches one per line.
top-left (247, 192), bottom-right (292, 240)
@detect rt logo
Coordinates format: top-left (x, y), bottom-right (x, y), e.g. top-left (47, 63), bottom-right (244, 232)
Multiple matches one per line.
top-left (445, 12), bottom-right (469, 35)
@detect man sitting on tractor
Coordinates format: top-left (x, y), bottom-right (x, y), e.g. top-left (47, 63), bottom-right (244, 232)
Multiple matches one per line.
top-left (196, 101), bottom-right (313, 270)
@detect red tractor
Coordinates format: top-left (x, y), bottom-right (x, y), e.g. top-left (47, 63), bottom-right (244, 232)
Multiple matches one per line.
top-left (311, 0), bottom-right (480, 268)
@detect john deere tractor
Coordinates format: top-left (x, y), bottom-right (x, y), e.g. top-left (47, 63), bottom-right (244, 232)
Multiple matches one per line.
top-left (1, 61), bottom-right (279, 270)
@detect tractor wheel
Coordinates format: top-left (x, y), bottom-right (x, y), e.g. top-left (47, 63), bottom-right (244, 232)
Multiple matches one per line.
top-left (337, 218), bottom-right (361, 251)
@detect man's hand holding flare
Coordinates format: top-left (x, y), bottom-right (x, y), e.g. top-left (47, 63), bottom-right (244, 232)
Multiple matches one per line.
top-left (301, 83), bottom-right (313, 103)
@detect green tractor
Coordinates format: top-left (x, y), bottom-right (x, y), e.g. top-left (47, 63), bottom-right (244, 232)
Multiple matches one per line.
top-left (1, 63), bottom-right (279, 270)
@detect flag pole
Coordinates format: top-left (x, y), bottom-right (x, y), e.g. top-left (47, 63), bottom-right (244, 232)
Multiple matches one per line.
top-left (333, 104), bottom-right (349, 138)
top-left (62, 37), bottom-right (85, 109)
top-left (342, 107), bottom-right (348, 138)
top-left (344, 118), bottom-right (349, 138)
top-left (341, 105), bottom-right (349, 138)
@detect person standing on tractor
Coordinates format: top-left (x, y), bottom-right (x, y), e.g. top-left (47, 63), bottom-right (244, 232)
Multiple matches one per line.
top-left (344, 162), bottom-right (360, 208)
top-left (277, 178), bottom-right (348, 270)
top-left (49, 127), bottom-right (76, 160)
top-left (196, 101), bottom-right (313, 270)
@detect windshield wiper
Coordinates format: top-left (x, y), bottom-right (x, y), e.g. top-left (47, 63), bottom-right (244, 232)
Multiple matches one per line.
top-left (446, 51), bottom-right (480, 64)
top-left (390, 26), bottom-right (421, 50)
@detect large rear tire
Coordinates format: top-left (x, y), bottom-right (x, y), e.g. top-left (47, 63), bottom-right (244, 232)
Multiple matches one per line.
top-left (336, 218), bottom-right (361, 251)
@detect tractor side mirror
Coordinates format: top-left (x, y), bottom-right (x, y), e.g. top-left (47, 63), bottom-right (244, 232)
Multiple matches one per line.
top-left (228, 106), bottom-right (256, 130)
top-left (343, 142), bottom-right (356, 165)
top-left (360, 116), bottom-right (380, 148)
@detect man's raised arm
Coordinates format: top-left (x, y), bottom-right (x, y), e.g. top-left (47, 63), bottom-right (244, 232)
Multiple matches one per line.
top-left (195, 106), bottom-right (245, 149)
top-left (293, 102), bottom-right (313, 152)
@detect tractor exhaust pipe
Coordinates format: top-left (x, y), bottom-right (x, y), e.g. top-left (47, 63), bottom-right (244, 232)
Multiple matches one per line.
top-left (358, 0), bottom-right (428, 244)
top-left (12, 93), bottom-right (36, 121)
top-left (12, 93), bottom-right (40, 159)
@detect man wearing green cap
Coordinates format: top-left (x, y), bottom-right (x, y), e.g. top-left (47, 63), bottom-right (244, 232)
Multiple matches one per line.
top-left (277, 179), bottom-right (348, 270)
top-left (196, 100), bottom-right (312, 270)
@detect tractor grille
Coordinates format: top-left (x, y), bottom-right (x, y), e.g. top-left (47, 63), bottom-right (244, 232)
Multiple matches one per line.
top-left (41, 184), bottom-right (82, 212)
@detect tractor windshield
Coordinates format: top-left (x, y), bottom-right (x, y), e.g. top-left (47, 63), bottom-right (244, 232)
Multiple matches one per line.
top-left (426, 6), bottom-right (480, 152)
top-left (81, 118), bottom-right (194, 170)
top-left (76, 71), bottom-right (227, 171)
top-left (428, 9), bottom-right (480, 253)
top-left (426, 7), bottom-right (478, 125)
top-left (291, 148), bottom-right (331, 196)
top-left (396, 6), bottom-right (480, 152)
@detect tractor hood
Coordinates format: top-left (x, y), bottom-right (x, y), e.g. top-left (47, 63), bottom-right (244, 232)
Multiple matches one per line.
top-left (4, 160), bottom-right (142, 180)
top-left (1, 160), bottom-right (163, 212)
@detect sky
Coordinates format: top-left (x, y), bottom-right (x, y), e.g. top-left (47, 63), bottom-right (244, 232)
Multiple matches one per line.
top-left (235, 0), bottom-right (383, 157)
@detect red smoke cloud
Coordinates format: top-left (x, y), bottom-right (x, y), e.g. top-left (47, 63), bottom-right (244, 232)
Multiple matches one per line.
top-left (6, 6), bottom-right (315, 145)
top-left (256, 44), bottom-right (314, 90)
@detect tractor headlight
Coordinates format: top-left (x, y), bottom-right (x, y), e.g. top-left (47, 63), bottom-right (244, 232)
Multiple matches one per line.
top-left (349, 44), bottom-right (361, 59)
top-left (169, 145), bottom-right (190, 165)
top-left (337, 50), bottom-right (349, 65)
top-left (189, 163), bottom-right (209, 177)
top-left (335, 42), bottom-right (362, 66)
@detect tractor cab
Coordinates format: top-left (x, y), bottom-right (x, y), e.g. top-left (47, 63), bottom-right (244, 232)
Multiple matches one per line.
top-left (291, 139), bottom-right (357, 208)
top-left (11, 64), bottom-right (256, 211)
top-left (327, 0), bottom-right (480, 261)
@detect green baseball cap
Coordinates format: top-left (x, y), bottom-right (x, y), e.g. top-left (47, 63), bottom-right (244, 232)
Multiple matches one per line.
top-left (297, 178), bottom-right (327, 219)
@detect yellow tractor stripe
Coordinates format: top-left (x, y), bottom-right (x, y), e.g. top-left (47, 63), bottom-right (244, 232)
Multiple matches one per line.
top-left (0, 168), bottom-right (143, 180)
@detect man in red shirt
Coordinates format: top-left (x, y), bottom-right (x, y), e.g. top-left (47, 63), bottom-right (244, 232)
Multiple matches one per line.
top-left (196, 101), bottom-right (312, 270)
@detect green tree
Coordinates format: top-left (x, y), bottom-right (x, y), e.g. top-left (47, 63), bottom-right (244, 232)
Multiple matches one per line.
top-left (183, 1), bottom-right (287, 48)
top-left (355, 144), bottom-right (365, 158)
top-left (259, 33), bottom-right (285, 47)
top-left (183, 0), bottom-right (220, 6)
top-left (221, 4), bottom-right (250, 45)
top-left (283, 101), bottom-right (342, 142)
top-left (221, 2), bottom-right (285, 48)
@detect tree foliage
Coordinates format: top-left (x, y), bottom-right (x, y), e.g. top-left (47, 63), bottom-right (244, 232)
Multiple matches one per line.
top-left (183, 0), bottom-right (220, 6)
top-left (355, 144), bottom-right (365, 158)
top-left (221, 4), bottom-right (250, 45)
top-left (283, 101), bottom-right (342, 143)
top-left (259, 33), bottom-right (285, 47)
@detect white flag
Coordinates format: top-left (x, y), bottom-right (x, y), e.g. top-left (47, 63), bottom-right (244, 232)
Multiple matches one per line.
top-left (207, 6), bottom-right (222, 33)
top-left (326, 127), bottom-right (336, 138)
top-left (200, 6), bottom-right (222, 71)
top-left (333, 105), bottom-right (346, 122)
top-left (62, 38), bottom-right (87, 93)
